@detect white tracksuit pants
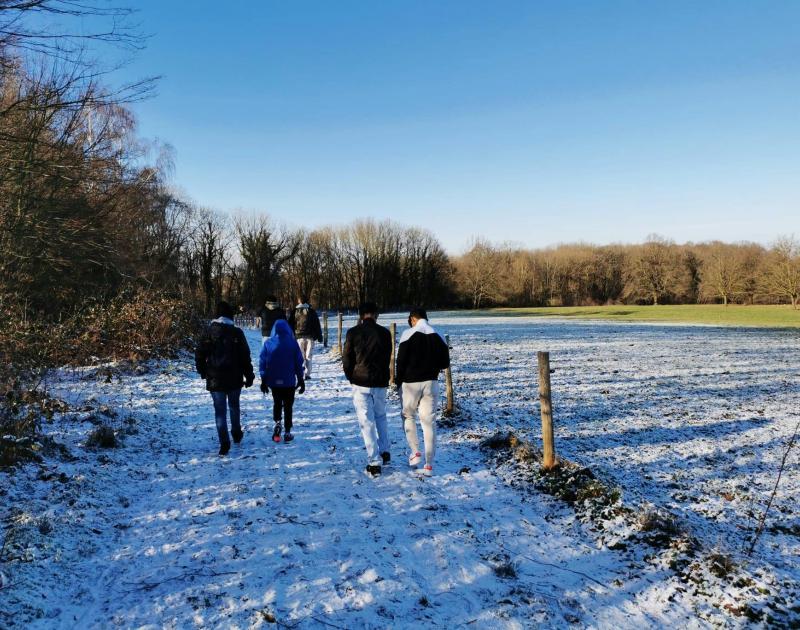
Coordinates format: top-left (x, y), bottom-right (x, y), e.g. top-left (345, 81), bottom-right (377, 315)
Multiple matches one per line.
top-left (401, 380), bottom-right (440, 467)
top-left (297, 337), bottom-right (315, 377)
top-left (352, 386), bottom-right (389, 466)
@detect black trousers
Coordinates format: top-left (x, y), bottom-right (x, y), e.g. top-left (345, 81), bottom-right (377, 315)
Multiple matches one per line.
top-left (272, 387), bottom-right (295, 432)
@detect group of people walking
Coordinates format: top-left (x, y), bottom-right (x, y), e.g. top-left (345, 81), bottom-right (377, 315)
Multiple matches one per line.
top-left (342, 302), bottom-right (450, 476)
top-left (194, 296), bottom-right (450, 476)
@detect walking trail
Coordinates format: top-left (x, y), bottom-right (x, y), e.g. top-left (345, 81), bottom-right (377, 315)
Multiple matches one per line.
top-left (7, 329), bottom-right (702, 629)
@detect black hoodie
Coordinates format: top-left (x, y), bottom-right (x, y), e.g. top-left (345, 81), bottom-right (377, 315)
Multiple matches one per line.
top-left (395, 319), bottom-right (449, 386)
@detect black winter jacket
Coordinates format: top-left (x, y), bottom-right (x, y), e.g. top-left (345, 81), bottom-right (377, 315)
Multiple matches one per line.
top-left (195, 320), bottom-right (255, 392)
top-left (258, 304), bottom-right (286, 337)
top-left (289, 304), bottom-right (323, 341)
top-left (396, 319), bottom-right (450, 385)
top-left (342, 318), bottom-right (392, 388)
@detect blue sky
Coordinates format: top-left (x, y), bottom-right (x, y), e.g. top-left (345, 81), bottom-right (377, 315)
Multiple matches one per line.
top-left (114, 1), bottom-right (798, 252)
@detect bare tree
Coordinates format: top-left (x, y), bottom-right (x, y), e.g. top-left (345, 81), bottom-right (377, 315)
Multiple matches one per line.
top-left (455, 239), bottom-right (499, 309)
top-left (699, 242), bottom-right (748, 305)
top-left (189, 209), bottom-right (230, 315)
top-left (0, 0), bottom-right (144, 64)
top-left (763, 236), bottom-right (800, 309)
top-left (624, 235), bottom-right (684, 305)
top-left (588, 246), bottom-right (627, 304)
top-left (234, 213), bottom-right (299, 309)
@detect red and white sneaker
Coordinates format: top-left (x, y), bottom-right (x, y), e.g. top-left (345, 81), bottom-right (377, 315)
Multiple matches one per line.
top-left (419, 465), bottom-right (433, 477)
top-left (408, 451), bottom-right (422, 467)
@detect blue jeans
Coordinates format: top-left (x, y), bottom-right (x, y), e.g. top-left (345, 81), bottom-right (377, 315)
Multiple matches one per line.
top-left (211, 389), bottom-right (241, 446)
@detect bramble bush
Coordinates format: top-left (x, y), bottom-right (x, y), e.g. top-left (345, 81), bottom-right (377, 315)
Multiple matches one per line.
top-left (0, 289), bottom-right (199, 466)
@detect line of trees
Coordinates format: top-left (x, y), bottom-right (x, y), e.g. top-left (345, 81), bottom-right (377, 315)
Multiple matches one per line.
top-left (0, 0), bottom-right (178, 317)
top-left (452, 235), bottom-right (800, 309)
top-left (179, 214), bottom-right (453, 313)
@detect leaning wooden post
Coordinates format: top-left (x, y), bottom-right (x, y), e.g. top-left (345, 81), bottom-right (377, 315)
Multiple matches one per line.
top-left (323, 312), bottom-right (329, 348)
top-left (538, 351), bottom-right (556, 469)
top-left (336, 312), bottom-right (343, 355)
top-left (389, 323), bottom-right (397, 384)
top-left (444, 334), bottom-right (454, 416)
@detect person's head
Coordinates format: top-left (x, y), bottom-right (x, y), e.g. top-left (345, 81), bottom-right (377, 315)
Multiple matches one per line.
top-left (271, 319), bottom-right (292, 337)
top-left (359, 301), bottom-right (379, 321)
top-left (264, 294), bottom-right (278, 306)
top-left (297, 294), bottom-right (309, 305)
top-left (216, 301), bottom-right (234, 320)
top-left (407, 307), bottom-right (427, 328)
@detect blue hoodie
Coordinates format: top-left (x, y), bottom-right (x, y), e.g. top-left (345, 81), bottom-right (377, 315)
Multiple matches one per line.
top-left (259, 319), bottom-right (305, 388)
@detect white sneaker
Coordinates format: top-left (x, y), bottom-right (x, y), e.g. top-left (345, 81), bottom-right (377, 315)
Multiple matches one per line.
top-left (408, 451), bottom-right (422, 467)
top-left (419, 465), bottom-right (433, 477)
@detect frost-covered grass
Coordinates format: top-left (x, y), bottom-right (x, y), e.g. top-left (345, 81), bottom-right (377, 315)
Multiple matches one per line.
top-left (422, 313), bottom-right (800, 622)
top-left (1, 318), bottom-right (798, 627)
top-left (474, 304), bottom-right (800, 328)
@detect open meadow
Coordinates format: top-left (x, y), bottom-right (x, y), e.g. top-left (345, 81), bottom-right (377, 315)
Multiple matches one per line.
top-left (481, 304), bottom-right (800, 328)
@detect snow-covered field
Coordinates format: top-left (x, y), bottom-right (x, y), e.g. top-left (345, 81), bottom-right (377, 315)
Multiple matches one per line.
top-left (2, 315), bottom-right (798, 628)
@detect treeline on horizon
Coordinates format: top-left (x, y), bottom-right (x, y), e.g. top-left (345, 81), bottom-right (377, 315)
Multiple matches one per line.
top-left (159, 220), bottom-right (800, 314)
top-left (454, 235), bottom-right (800, 310)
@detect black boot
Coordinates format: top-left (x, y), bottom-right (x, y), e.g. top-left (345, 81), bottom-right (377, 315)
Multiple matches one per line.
top-left (219, 442), bottom-right (231, 456)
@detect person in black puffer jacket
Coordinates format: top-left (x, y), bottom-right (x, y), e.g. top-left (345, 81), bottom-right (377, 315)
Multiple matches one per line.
top-left (195, 301), bottom-right (255, 455)
top-left (342, 302), bottom-right (392, 476)
top-left (257, 294), bottom-right (286, 342)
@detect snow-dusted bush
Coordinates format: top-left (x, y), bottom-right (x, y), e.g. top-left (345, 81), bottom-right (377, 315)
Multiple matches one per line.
top-left (0, 289), bottom-right (197, 466)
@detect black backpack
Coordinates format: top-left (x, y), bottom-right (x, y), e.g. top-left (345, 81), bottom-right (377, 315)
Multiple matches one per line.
top-left (205, 325), bottom-right (242, 374)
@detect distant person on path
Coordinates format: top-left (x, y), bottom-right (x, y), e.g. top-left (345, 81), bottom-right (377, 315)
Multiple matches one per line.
top-left (342, 302), bottom-right (393, 477)
top-left (195, 301), bottom-right (255, 456)
top-left (288, 295), bottom-right (323, 379)
top-left (396, 308), bottom-right (450, 476)
top-left (257, 294), bottom-right (286, 344)
top-left (260, 319), bottom-right (306, 443)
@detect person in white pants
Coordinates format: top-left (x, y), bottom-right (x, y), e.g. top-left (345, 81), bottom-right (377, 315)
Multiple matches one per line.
top-left (288, 296), bottom-right (323, 379)
top-left (297, 337), bottom-right (315, 377)
top-left (396, 308), bottom-right (450, 476)
top-left (400, 380), bottom-right (439, 471)
top-left (352, 385), bottom-right (390, 472)
top-left (342, 302), bottom-right (393, 476)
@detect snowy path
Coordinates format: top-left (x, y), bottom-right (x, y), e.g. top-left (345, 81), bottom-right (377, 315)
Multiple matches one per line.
top-left (5, 329), bottom-right (712, 628)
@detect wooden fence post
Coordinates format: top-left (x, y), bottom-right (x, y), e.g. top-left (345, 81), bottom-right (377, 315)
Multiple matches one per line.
top-left (444, 334), bottom-right (454, 416)
top-left (389, 323), bottom-right (397, 384)
top-left (337, 312), bottom-right (343, 355)
top-left (323, 312), bottom-right (329, 348)
top-left (538, 351), bottom-right (556, 469)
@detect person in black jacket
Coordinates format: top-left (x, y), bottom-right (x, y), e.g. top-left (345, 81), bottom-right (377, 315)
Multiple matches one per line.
top-left (195, 301), bottom-right (255, 455)
top-left (396, 307), bottom-right (450, 476)
top-left (342, 302), bottom-right (393, 476)
top-left (288, 295), bottom-right (323, 379)
top-left (257, 294), bottom-right (286, 343)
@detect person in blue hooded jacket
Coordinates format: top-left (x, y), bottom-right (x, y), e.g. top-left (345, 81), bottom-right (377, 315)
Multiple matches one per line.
top-left (260, 319), bottom-right (306, 443)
